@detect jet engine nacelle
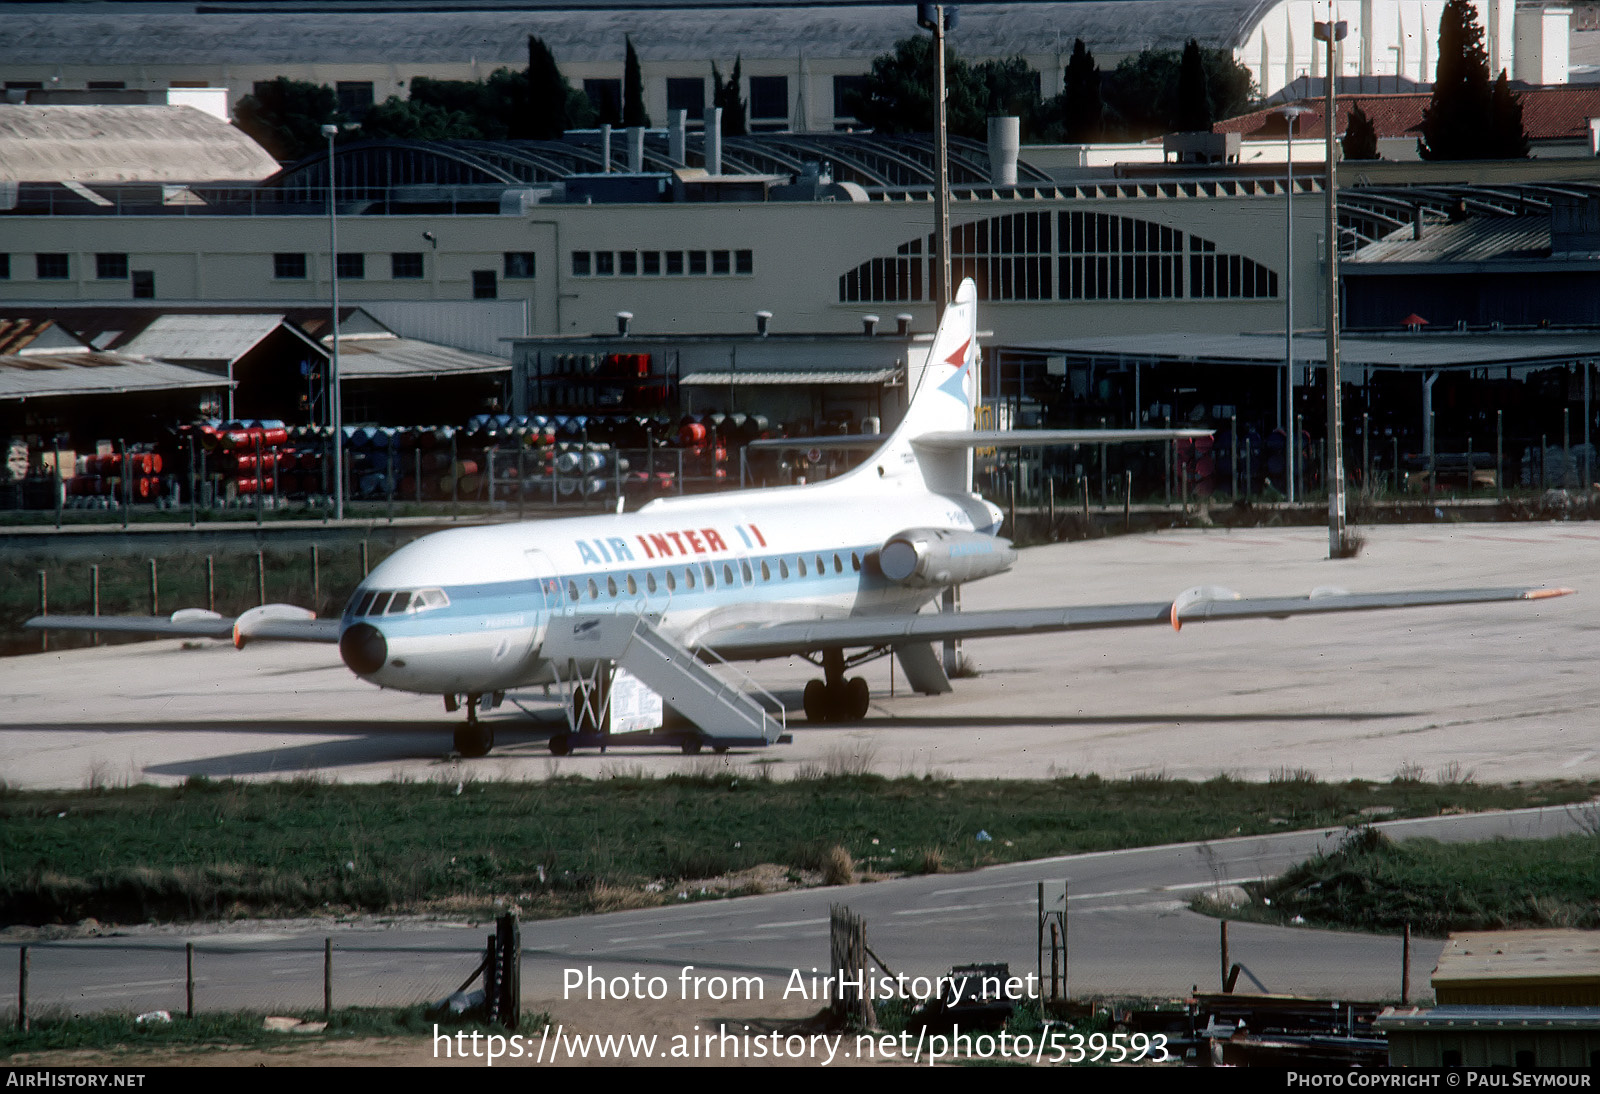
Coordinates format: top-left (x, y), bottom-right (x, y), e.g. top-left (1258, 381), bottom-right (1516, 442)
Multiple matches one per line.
top-left (878, 528), bottom-right (1016, 587)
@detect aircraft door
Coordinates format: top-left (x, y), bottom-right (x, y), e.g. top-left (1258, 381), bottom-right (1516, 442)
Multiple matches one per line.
top-left (525, 549), bottom-right (566, 650)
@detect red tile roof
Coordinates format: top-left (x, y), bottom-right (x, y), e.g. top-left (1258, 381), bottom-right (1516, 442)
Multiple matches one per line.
top-left (1217, 86), bottom-right (1600, 144)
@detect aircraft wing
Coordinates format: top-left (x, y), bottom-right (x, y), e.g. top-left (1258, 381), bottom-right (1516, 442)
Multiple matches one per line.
top-left (698, 585), bottom-right (1572, 661)
top-left (24, 606), bottom-right (339, 646)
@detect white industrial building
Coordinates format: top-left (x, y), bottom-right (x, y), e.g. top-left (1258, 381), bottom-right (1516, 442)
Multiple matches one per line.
top-left (0, 1), bottom-right (1576, 130)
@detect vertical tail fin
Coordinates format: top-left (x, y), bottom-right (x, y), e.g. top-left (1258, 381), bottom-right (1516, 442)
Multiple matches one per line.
top-left (874, 278), bottom-right (978, 494)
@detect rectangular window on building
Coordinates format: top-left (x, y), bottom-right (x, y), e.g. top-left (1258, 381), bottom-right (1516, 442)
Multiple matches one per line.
top-left (583, 79), bottom-right (622, 119)
top-left (472, 270), bottom-right (497, 299)
top-left (36, 254), bottom-right (69, 280)
top-left (832, 75), bottom-right (867, 124)
top-left (711, 250), bottom-right (730, 275)
top-left (392, 252), bottom-right (424, 279)
top-left (5, 82), bottom-right (44, 93)
top-left (594, 251), bottom-right (614, 276)
top-left (641, 251), bottom-right (660, 275)
top-left (665, 251), bottom-right (684, 275)
top-left (666, 77), bottom-right (705, 119)
top-left (735, 249), bottom-right (753, 274)
top-left (274, 253), bottom-right (307, 279)
top-left (96, 253), bottom-right (128, 280)
top-left (687, 251), bottom-right (707, 275)
top-left (0, 254), bottom-right (11, 280)
top-left (618, 251), bottom-right (637, 275)
top-left (87, 81), bottom-right (126, 90)
top-left (336, 253), bottom-right (365, 280)
top-left (572, 251), bottom-right (591, 276)
top-left (503, 252), bottom-right (536, 278)
top-left (749, 76), bottom-right (787, 121)
top-left (336, 81), bottom-right (375, 120)
top-left (132, 270), bottom-right (155, 299)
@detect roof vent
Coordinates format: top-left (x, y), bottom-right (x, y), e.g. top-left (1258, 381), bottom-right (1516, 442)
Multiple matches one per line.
top-left (896, 313), bottom-right (914, 337)
top-left (862, 314), bottom-right (880, 336)
top-left (755, 310), bottom-right (772, 337)
top-left (616, 311), bottom-right (633, 337)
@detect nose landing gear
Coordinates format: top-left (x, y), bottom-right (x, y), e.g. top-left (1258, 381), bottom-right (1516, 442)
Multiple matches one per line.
top-left (449, 691), bottom-right (503, 757)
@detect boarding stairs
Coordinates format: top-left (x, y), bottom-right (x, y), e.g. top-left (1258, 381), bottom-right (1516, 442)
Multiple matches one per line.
top-left (542, 613), bottom-right (785, 747)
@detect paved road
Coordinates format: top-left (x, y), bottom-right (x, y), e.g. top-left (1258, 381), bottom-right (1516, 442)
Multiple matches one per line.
top-left (8, 804), bottom-right (1591, 1020)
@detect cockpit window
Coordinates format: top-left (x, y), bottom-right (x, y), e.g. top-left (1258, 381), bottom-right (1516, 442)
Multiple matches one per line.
top-left (355, 591), bottom-right (376, 615)
top-left (387, 592), bottom-right (412, 614)
top-left (368, 591), bottom-right (394, 615)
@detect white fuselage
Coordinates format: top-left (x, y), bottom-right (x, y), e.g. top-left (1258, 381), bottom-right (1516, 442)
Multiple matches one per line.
top-left (340, 470), bottom-right (1003, 696)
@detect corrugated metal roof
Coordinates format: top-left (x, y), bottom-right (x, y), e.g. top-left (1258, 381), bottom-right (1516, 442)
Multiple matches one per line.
top-left (1007, 330), bottom-right (1600, 370)
top-left (119, 314), bottom-right (290, 364)
top-left (0, 105), bottom-right (280, 183)
top-left (1349, 217), bottom-right (1552, 266)
top-left (681, 367), bottom-right (899, 385)
top-left (1218, 86), bottom-right (1600, 144)
top-left (333, 335), bottom-right (510, 379)
top-left (1377, 1005), bottom-right (1600, 1030)
top-left (0, 353), bottom-right (227, 401)
top-left (0, 3), bottom-right (1273, 67)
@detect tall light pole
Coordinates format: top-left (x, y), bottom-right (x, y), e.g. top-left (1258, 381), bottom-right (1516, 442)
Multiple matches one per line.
top-left (322, 123), bottom-right (344, 522)
top-left (1314, 15), bottom-right (1349, 557)
top-left (917, 2), bottom-right (955, 318)
top-left (1280, 104), bottom-right (1309, 505)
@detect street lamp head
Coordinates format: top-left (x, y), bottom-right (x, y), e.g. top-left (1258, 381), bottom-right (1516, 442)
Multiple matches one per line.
top-left (1313, 20), bottom-right (1348, 42)
top-left (320, 123), bottom-right (338, 138)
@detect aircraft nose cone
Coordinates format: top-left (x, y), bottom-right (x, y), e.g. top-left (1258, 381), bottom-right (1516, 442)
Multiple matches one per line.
top-left (339, 622), bottom-right (387, 675)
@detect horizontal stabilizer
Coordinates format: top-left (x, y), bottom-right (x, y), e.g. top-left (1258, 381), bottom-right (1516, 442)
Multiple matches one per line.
top-left (914, 428), bottom-right (1213, 450)
top-left (745, 434), bottom-right (884, 451)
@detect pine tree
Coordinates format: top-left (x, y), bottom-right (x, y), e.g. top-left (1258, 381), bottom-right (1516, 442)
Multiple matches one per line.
top-left (1418, 0), bottom-right (1492, 160)
top-left (623, 36), bottom-right (650, 127)
top-left (1342, 101), bottom-right (1379, 159)
top-left (1060, 39), bottom-right (1103, 142)
top-left (526, 35), bottom-right (573, 140)
top-left (1487, 70), bottom-right (1530, 158)
top-left (1175, 39), bottom-right (1213, 132)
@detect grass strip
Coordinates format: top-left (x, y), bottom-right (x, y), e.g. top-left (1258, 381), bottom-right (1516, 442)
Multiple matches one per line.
top-left (1199, 823), bottom-right (1600, 935)
top-left (3, 772), bottom-right (1592, 926)
top-left (0, 1004), bottom-right (544, 1059)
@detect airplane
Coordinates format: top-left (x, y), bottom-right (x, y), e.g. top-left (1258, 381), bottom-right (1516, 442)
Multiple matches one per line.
top-left (27, 280), bottom-right (1573, 758)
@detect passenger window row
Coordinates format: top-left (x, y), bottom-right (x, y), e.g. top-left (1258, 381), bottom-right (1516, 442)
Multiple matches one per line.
top-left (561, 551), bottom-right (863, 603)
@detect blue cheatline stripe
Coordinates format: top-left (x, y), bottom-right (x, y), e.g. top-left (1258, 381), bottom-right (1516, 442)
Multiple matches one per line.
top-left (346, 544), bottom-right (890, 637)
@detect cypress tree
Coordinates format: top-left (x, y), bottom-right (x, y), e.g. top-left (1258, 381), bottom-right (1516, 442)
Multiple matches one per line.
top-left (623, 36), bottom-right (650, 127)
top-left (1060, 38), bottom-right (1103, 142)
top-left (1487, 70), bottom-right (1530, 158)
top-left (526, 35), bottom-right (572, 140)
top-left (1418, 0), bottom-right (1492, 160)
top-left (1342, 101), bottom-right (1379, 160)
top-left (1175, 39), bottom-right (1213, 132)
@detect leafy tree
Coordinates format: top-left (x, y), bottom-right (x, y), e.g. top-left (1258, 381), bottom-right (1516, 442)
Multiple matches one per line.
top-left (1175, 39), bottom-right (1214, 132)
top-left (843, 36), bottom-right (1041, 140)
top-left (358, 96), bottom-right (482, 140)
top-left (233, 77), bottom-right (342, 161)
top-left (623, 36), bottom-right (650, 127)
top-left (1058, 38), bottom-right (1103, 142)
top-left (1342, 101), bottom-right (1380, 159)
top-left (525, 35), bottom-right (576, 140)
top-left (1099, 45), bottom-right (1253, 140)
top-left (1487, 70), bottom-right (1530, 158)
top-left (711, 58), bottom-right (748, 136)
top-left (1418, 0), bottom-right (1493, 160)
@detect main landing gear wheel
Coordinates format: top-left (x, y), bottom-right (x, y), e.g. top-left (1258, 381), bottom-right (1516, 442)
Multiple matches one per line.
top-left (803, 676), bottom-right (871, 722)
top-left (548, 733), bottom-right (572, 756)
top-left (681, 736), bottom-right (703, 755)
top-left (454, 723), bottom-right (494, 757)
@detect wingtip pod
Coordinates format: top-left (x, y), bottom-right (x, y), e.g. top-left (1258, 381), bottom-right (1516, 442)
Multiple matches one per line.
top-left (1523, 587), bottom-right (1576, 600)
top-left (232, 604), bottom-right (317, 649)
